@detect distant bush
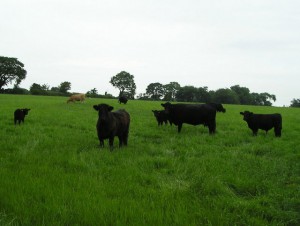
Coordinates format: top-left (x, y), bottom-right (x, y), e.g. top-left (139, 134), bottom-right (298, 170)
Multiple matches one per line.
top-left (1, 86), bottom-right (30, 95)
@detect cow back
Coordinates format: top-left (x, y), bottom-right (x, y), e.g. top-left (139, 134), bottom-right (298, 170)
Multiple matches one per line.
top-left (167, 104), bottom-right (216, 125)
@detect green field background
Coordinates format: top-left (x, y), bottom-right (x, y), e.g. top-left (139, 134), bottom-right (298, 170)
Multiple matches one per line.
top-left (0, 94), bottom-right (299, 225)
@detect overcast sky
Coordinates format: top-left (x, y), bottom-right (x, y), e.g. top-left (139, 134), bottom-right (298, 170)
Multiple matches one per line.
top-left (1, 0), bottom-right (299, 106)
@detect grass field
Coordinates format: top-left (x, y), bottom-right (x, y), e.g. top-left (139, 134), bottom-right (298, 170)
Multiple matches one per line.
top-left (0, 94), bottom-right (299, 225)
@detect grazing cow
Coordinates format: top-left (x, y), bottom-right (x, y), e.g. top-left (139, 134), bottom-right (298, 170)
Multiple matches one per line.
top-left (67, 93), bottom-right (86, 103)
top-left (240, 111), bottom-right (282, 137)
top-left (161, 102), bottom-right (225, 134)
top-left (14, 108), bottom-right (30, 125)
top-left (152, 110), bottom-right (172, 126)
top-left (93, 104), bottom-right (130, 150)
top-left (118, 96), bottom-right (128, 104)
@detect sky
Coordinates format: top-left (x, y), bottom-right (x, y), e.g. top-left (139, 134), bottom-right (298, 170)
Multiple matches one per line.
top-left (1, 0), bottom-right (299, 106)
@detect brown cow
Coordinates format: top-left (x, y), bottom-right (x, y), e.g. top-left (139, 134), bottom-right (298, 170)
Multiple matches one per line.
top-left (67, 94), bottom-right (86, 103)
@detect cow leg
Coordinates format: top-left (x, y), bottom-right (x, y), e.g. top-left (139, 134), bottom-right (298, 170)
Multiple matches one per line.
top-left (97, 130), bottom-right (104, 147)
top-left (123, 132), bottom-right (129, 146)
top-left (208, 126), bottom-right (215, 134)
top-left (177, 123), bottom-right (183, 133)
top-left (252, 130), bottom-right (258, 136)
top-left (208, 121), bottom-right (216, 134)
top-left (109, 137), bottom-right (114, 151)
top-left (118, 136), bottom-right (123, 148)
top-left (100, 139), bottom-right (104, 148)
top-left (274, 127), bottom-right (281, 137)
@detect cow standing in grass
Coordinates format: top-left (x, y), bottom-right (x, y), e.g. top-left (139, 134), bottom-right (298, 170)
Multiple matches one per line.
top-left (240, 111), bottom-right (282, 137)
top-left (14, 108), bottom-right (30, 125)
top-left (118, 96), bottom-right (128, 104)
top-left (152, 110), bottom-right (172, 126)
top-left (161, 102), bottom-right (225, 134)
top-left (93, 104), bottom-right (130, 150)
top-left (67, 93), bottom-right (86, 103)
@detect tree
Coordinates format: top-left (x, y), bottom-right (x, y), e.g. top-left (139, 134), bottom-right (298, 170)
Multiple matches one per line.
top-left (86, 88), bottom-right (98, 97)
top-left (230, 85), bottom-right (252, 105)
top-left (163, 82), bottom-right (180, 101)
top-left (290, 98), bottom-right (300, 107)
top-left (195, 86), bottom-right (211, 103)
top-left (176, 86), bottom-right (198, 102)
top-left (213, 88), bottom-right (239, 104)
top-left (110, 71), bottom-right (136, 99)
top-left (250, 92), bottom-right (276, 106)
top-left (50, 86), bottom-right (60, 92)
top-left (59, 81), bottom-right (71, 94)
top-left (3, 84), bottom-right (29, 94)
top-left (0, 56), bottom-right (27, 91)
top-left (30, 83), bottom-right (48, 95)
top-left (146, 82), bottom-right (165, 100)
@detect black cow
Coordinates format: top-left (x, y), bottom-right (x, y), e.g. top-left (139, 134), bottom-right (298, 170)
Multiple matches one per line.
top-left (118, 96), bottom-right (128, 104)
top-left (152, 110), bottom-right (172, 126)
top-left (161, 102), bottom-right (225, 134)
top-left (93, 104), bottom-right (130, 150)
top-left (240, 111), bottom-right (282, 137)
top-left (14, 108), bottom-right (30, 125)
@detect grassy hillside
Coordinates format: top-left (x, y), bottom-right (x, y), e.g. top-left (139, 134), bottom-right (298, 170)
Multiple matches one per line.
top-left (0, 94), bottom-right (299, 225)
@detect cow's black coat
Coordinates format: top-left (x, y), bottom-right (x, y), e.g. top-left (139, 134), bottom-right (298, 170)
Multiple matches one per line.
top-left (93, 104), bottom-right (130, 150)
top-left (240, 111), bottom-right (282, 137)
top-left (152, 110), bottom-right (172, 126)
top-left (14, 108), bottom-right (30, 125)
top-left (161, 102), bottom-right (225, 134)
top-left (118, 96), bottom-right (128, 104)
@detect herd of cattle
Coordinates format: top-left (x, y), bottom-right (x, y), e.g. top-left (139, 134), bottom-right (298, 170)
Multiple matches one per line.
top-left (13, 93), bottom-right (283, 150)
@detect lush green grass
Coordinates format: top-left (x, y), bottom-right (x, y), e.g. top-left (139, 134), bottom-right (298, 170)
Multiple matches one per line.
top-left (0, 94), bottom-right (299, 225)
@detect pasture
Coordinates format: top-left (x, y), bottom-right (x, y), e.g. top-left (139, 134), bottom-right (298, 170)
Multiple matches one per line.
top-left (0, 94), bottom-right (299, 226)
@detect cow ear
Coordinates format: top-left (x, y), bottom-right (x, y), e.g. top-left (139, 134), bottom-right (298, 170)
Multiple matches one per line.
top-left (240, 112), bottom-right (244, 115)
top-left (93, 105), bottom-right (99, 111)
top-left (108, 106), bottom-right (114, 111)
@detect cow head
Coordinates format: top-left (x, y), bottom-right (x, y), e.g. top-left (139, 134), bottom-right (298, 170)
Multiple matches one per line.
top-left (22, 108), bottom-right (30, 115)
top-left (152, 110), bottom-right (159, 116)
top-left (93, 104), bottom-right (114, 121)
top-left (240, 111), bottom-right (253, 121)
top-left (152, 110), bottom-right (164, 119)
top-left (215, 103), bottom-right (226, 113)
top-left (161, 102), bottom-right (172, 114)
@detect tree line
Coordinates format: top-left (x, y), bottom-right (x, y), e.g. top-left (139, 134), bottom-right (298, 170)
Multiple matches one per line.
top-left (1, 56), bottom-right (299, 107)
top-left (109, 71), bottom-right (277, 106)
